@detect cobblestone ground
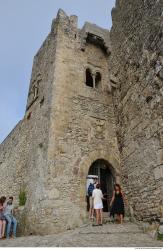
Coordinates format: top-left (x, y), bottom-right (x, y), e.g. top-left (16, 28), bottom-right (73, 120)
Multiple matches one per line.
top-left (0, 222), bottom-right (163, 247)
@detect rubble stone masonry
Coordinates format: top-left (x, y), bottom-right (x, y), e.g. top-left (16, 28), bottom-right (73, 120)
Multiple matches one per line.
top-left (110, 0), bottom-right (163, 221)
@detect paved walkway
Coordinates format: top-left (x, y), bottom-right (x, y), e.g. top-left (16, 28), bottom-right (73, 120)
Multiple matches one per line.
top-left (0, 222), bottom-right (163, 247)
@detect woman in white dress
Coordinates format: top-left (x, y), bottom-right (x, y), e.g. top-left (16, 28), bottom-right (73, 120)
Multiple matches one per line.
top-left (92, 183), bottom-right (103, 226)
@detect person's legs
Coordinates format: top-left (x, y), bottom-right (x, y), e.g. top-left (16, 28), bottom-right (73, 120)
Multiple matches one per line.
top-left (92, 208), bottom-right (95, 218)
top-left (5, 215), bottom-right (12, 239)
top-left (0, 220), bottom-right (2, 238)
top-left (89, 208), bottom-right (91, 219)
top-left (11, 217), bottom-right (17, 238)
top-left (91, 208), bottom-right (95, 219)
top-left (90, 208), bottom-right (94, 219)
top-left (100, 209), bottom-right (103, 225)
top-left (89, 197), bottom-right (93, 219)
top-left (116, 214), bottom-right (120, 223)
top-left (120, 214), bottom-right (123, 224)
top-left (97, 210), bottom-right (100, 225)
top-left (95, 209), bottom-right (99, 224)
top-left (2, 220), bottom-right (6, 238)
top-left (91, 197), bottom-right (94, 219)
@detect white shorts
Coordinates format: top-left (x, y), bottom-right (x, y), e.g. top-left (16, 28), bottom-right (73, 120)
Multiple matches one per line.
top-left (94, 203), bottom-right (103, 209)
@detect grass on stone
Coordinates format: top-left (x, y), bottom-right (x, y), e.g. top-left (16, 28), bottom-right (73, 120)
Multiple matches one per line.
top-left (19, 189), bottom-right (27, 206)
top-left (157, 233), bottom-right (163, 241)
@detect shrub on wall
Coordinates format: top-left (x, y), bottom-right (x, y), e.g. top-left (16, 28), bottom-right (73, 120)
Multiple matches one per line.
top-left (19, 189), bottom-right (27, 206)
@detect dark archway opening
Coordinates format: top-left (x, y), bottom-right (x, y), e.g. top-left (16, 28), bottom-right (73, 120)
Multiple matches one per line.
top-left (86, 68), bottom-right (93, 87)
top-left (87, 159), bottom-right (115, 212)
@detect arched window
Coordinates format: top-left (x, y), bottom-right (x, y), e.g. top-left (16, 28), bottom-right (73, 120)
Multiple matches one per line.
top-left (86, 68), bottom-right (93, 88)
top-left (95, 72), bottom-right (101, 88)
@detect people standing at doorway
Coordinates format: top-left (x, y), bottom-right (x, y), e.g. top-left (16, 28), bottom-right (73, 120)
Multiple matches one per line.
top-left (110, 184), bottom-right (126, 224)
top-left (92, 183), bottom-right (103, 226)
top-left (4, 197), bottom-right (17, 239)
top-left (0, 197), bottom-right (6, 239)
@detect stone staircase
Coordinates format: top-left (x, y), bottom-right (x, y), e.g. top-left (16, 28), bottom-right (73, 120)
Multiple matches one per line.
top-left (0, 221), bottom-right (162, 247)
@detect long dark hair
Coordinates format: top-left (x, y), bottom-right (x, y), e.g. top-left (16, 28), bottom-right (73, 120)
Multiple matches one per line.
top-left (0, 196), bottom-right (6, 204)
top-left (96, 184), bottom-right (100, 189)
top-left (114, 184), bottom-right (122, 193)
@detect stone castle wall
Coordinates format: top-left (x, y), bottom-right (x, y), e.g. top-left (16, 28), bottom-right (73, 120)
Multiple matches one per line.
top-left (0, 120), bottom-right (28, 204)
top-left (0, 17), bottom-right (58, 234)
top-left (0, 10), bottom-right (120, 235)
top-left (110, 0), bottom-right (163, 221)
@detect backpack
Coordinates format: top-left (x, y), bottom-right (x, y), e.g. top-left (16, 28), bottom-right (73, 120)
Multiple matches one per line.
top-left (88, 183), bottom-right (94, 196)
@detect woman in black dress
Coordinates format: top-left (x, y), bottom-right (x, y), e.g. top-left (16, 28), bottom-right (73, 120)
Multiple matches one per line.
top-left (110, 184), bottom-right (126, 224)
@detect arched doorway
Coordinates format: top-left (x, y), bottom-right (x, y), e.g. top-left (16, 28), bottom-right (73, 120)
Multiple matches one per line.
top-left (87, 159), bottom-right (115, 212)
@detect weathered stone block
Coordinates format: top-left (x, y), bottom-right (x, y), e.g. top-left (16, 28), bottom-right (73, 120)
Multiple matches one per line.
top-left (154, 166), bottom-right (163, 180)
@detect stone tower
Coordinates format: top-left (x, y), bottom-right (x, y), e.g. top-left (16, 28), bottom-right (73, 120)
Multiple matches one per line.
top-left (0, 9), bottom-right (120, 234)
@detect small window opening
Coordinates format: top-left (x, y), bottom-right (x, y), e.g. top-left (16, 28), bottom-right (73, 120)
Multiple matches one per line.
top-left (86, 68), bottom-right (93, 88)
top-left (95, 72), bottom-right (101, 88)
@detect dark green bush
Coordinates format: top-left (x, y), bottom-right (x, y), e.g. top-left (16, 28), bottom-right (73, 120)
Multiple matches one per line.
top-left (157, 233), bottom-right (163, 241)
top-left (19, 189), bottom-right (27, 206)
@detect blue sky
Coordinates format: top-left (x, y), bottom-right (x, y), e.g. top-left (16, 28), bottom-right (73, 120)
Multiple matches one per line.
top-left (0, 0), bottom-right (115, 143)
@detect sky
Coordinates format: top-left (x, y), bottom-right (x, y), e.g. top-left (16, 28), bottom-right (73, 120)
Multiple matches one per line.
top-left (0, 0), bottom-right (115, 143)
